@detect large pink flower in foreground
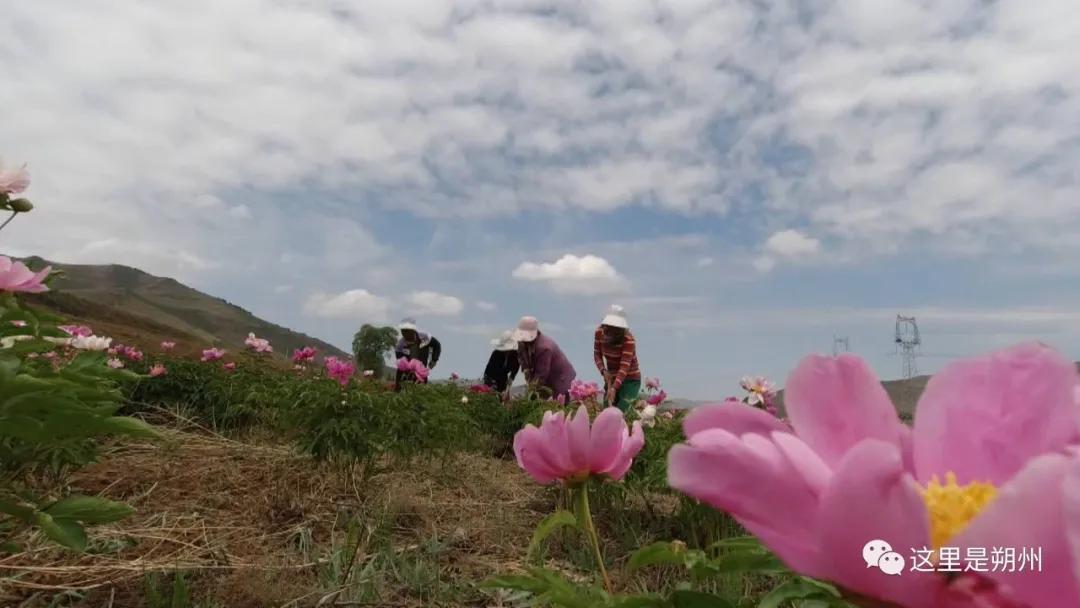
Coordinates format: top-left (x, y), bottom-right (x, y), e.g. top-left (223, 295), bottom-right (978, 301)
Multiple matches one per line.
top-left (396, 357), bottom-right (429, 382)
top-left (0, 256), bottom-right (49, 293)
top-left (514, 405), bottom-right (645, 485)
top-left (668, 343), bottom-right (1080, 607)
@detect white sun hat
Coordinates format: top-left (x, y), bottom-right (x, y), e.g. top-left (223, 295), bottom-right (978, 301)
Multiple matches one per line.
top-left (513, 316), bottom-right (540, 342)
top-left (491, 330), bottom-right (518, 351)
top-left (600, 305), bottom-right (629, 329)
top-left (398, 317), bottom-right (419, 332)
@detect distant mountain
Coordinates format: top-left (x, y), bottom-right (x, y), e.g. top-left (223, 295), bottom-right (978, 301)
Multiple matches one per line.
top-left (17, 257), bottom-right (350, 360)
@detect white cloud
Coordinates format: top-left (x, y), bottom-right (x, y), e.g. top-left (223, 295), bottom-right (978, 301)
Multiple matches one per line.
top-left (4, 0), bottom-right (1080, 288)
top-left (752, 256), bottom-right (777, 273)
top-left (304, 289), bottom-right (391, 321)
top-left (405, 290), bottom-right (464, 316)
top-left (476, 300), bottom-right (497, 311)
top-left (512, 254), bottom-right (629, 295)
top-left (229, 204), bottom-right (252, 220)
top-left (764, 230), bottom-right (821, 259)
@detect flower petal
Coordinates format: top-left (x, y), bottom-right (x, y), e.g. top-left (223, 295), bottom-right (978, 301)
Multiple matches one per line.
top-left (950, 453), bottom-right (1080, 608)
top-left (683, 401), bottom-right (791, 439)
top-left (1066, 455), bottom-right (1080, 591)
top-left (603, 421), bottom-right (644, 481)
top-left (913, 342), bottom-right (1080, 485)
top-left (667, 428), bottom-right (826, 574)
top-left (566, 405), bottom-right (591, 472)
top-left (816, 440), bottom-right (941, 607)
top-left (784, 354), bottom-right (907, 470)
top-left (513, 425), bottom-right (561, 484)
top-left (588, 407), bottom-right (627, 474)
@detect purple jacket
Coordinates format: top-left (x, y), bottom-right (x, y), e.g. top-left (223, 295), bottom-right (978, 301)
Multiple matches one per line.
top-left (519, 333), bottom-right (577, 397)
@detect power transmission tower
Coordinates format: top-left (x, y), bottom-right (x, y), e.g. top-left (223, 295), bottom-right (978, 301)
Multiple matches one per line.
top-left (832, 336), bottom-right (850, 356)
top-left (894, 315), bottom-right (921, 379)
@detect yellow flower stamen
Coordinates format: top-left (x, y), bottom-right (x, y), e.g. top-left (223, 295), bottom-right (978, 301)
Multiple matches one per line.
top-left (919, 472), bottom-right (997, 549)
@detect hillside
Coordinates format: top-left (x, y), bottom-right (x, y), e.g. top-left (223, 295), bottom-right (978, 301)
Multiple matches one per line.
top-left (17, 257), bottom-right (350, 360)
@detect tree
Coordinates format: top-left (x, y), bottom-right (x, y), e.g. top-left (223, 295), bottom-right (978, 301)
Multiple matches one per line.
top-left (352, 324), bottom-right (398, 375)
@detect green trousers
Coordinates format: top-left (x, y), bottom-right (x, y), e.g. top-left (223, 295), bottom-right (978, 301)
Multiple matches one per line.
top-left (606, 379), bottom-right (641, 412)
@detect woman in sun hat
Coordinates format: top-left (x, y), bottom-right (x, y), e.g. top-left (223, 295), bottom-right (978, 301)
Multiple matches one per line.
top-left (593, 304), bottom-right (641, 412)
top-left (514, 316), bottom-right (576, 401)
top-left (394, 317), bottom-right (441, 390)
top-left (483, 330), bottom-right (520, 397)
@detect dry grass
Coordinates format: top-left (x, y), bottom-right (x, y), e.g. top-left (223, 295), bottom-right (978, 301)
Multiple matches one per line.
top-left (0, 419), bottom-right (553, 608)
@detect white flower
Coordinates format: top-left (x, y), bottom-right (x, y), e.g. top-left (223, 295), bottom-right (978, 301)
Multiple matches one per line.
top-left (746, 391), bottom-right (763, 405)
top-left (71, 335), bottom-right (113, 351)
top-left (0, 335), bottom-right (32, 349)
top-left (639, 404), bottom-right (658, 428)
top-left (106, 358), bottom-right (124, 369)
top-left (363, 369), bottom-right (375, 377)
top-left (461, 396), bottom-right (469, 404)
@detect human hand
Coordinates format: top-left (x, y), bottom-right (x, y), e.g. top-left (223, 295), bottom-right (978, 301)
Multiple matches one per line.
top-left (606, 387), bottom-right (616, 405)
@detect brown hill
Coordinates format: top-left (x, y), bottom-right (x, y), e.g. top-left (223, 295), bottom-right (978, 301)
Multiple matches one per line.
top-left (17, 257), bottom-right (349, 360)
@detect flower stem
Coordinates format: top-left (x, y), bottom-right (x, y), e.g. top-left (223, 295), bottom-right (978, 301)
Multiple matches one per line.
top-left (0, 210), bottom-right (17, 235)
top-left (574, 481), bottom-right (612, 594)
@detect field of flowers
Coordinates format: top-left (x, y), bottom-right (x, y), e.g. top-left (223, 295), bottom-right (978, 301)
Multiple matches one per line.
top-left (3, 167), bottom-right (1080, 608)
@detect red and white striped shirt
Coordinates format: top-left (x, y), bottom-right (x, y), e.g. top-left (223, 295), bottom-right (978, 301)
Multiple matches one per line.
top-left (593, 327), bottom-right (640, 390)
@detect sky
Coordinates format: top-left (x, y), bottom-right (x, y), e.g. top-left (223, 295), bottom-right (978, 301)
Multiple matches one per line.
top-left (3, 0), bottom-right (1080, 400)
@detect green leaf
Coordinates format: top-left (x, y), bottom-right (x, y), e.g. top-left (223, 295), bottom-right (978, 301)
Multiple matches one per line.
top-left (481, 573), bottom-right (551, 594)
top-left (0, 498), bottom-right (36, 521)
top-left (671, 590), bottom-right (735, 608)
top-left (34, 513), bottom-right (88, 552)
top-left (612, 596), bottom-right (669, 608)
top-left (45, 495), bottom-right (133, 524)
top-left (758, 579), bottom-right (841, 608)
top-left (627, 541), bottom-right (688, 573)
top-left (100, 416), bottom-right (160, 439)
top-left (527, 509), bottom-right (578, 561)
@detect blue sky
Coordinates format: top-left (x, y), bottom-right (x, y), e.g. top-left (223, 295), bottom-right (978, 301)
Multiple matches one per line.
top-left (4, 0), bottom-right (1080, 400)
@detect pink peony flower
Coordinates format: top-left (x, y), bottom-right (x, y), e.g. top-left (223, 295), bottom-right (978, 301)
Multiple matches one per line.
top-left (568, 379), bottom-right (601, 402)
top-left (0, 257), bottom-right (49, 294)
top-left (645, 377), bottom-right (661, 391)
top-left (668, 343), bottom-right (1080, 607)
top-left (739, 375), bottom-right (776, 406)
top-left (149, 364), bottom-right (166, 377)
top-left (59, 325), bottom-right (93, 337)
top-left (223, 361), bottom-right (237, 371)
top-left (292, 346), bottom-right (316, 364)
top-left (160, 341), bottom-right (176, 351)
top-left (470, 383), bottom-right (493, 394)
top-left (396, 358), bottom-right (428, 382)
top-left (0, 161), bottom-right (30, 195)
top-left (10, 320), bottom-right (26, 327)
top-left (325, 356), bottom-right (355, 386)
top-left (244, 332), bottom-right (272, 353)
top-left (117, 345), bottom-right (143, 361)
top-left (450, 372), bottom-right (460, 382)
top-left (106, 358), bottom-right (124, 369)
top-left (201, 348), bottom-right (225, 362)
top-left (645, 390), bottom-right (667, 406)
top-left (513, 405), bottom-right (645, 486)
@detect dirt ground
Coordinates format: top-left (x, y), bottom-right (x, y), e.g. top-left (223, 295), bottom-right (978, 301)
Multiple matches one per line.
top-left (0, 421), bottom-right (554, 608)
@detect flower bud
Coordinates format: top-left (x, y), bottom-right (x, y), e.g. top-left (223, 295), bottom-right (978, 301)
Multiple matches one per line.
top-left (7, 199), bottom-right (33, 213)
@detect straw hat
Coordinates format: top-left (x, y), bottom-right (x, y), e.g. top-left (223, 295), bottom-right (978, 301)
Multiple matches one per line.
top-left (490, 330), bottom-right (518, 351)
top-left (600, 305), bottom-right (629, 329)
top-left (512, 316), bottom-right (540, 342)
